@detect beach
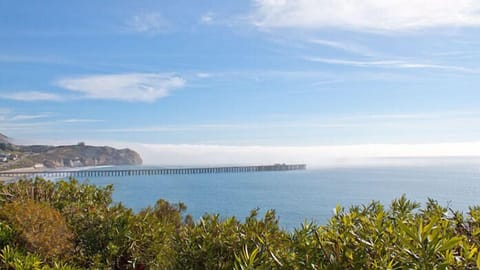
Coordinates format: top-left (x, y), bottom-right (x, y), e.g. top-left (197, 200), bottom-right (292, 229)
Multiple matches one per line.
top-left (0, 165), bottom-right (113, 182)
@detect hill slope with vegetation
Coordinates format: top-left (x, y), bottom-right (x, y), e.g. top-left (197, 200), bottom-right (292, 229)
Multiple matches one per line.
top-left (0, 178), bottom-right (480, 269)
top-left (0, 133), bottom-right (10, 144)
top-left (0, 133), bottom-right (142, 170)
top-left (18, 143), bottom-right (143, 168)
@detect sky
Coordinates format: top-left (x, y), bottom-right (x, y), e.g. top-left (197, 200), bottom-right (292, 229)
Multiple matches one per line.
top-left (2, 0), bottom-right (480, 166)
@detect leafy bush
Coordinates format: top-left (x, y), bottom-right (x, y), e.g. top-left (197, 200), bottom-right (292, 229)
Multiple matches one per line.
top-left (0, 222), bottom-right (15, 249)
top-left (1, 178), bottom-right (480, 269)
top-left (0, 245), bottom-right (43, 270)
top-left (0, 199), bottom-right (73, 260)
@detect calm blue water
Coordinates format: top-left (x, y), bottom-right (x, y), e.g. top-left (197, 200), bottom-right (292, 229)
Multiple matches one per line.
top-left (80, 164), bottom-right (480, 229)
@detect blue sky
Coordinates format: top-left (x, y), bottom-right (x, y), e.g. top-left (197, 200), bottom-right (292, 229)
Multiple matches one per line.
top-left (2, 0), bottom-right (480, 165)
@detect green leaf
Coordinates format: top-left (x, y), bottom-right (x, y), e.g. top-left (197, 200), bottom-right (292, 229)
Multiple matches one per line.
top-left (439, 237), bottom-right (462, 252)
top-left (477, 253), bottom-right (480, 269)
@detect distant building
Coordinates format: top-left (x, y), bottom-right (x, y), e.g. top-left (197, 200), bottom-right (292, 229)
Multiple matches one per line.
top-left (33, 163), bottom-right (44, 169)
top-left (63, 158), bottom-right (83, 167)
top-left (71, 159), bottom-right (83, 167)
top-left (0, 153), bottom-right (18, 162)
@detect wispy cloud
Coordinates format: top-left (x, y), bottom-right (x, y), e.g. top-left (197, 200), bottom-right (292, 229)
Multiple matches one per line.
top-left (0, 54), bottom-right (66, 64)
top-left (62, 118), bottom-right (103, 123)
top-left (84, 111), bottom-right (480, 134)
top-left (2, 118), bottom-right (103, 134)
top-left (200, 12), bottom-right (215, 24)
top-left (306, 57), bottom-right (477, 72)
top-left (0, 108), bottom-right (9, 121)
top-left (309, 39), bottom-right (375, 56)
top-left (127, 12), bottom-right (170, 34)
top-left (56, 73), bottom-right (186, 102)
top-left (252, 0), bottom-right (480, 32)
top-left (89, 122), bottom-right (362, 134)
top-left (2, 121), bottom-right (58, 131)
top-left (10, 113), bottom-right (51, 121)
top-left (196, 72), bottom-right (212, 78)
top-left (0, 91), bottom-right (64, 102)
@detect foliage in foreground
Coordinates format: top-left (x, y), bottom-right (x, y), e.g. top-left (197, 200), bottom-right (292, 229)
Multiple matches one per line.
top-left (0, 178), bottom-right (480, 269)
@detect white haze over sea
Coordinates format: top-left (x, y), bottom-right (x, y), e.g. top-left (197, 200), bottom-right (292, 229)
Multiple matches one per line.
top-left (100, 141), bottom-right (480, 168)
top-left (15, 138), bottom-right (480, 168)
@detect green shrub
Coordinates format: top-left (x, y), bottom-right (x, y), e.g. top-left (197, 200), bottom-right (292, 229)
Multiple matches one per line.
top-left (1, 178), bottom-right (480, 269)
top-left (0, 245), bottom-right (43, 270)
top-left (0, 222), bottom-right (15, 249)
top-left (128, 200), bottom-right (190, 269)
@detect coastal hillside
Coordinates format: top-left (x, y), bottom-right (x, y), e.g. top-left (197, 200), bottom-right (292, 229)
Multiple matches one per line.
top-left (22, 143), bottom-right (143, 168)
top-left (0, 134), bottom-right (142, 169)
top-left (0, 133), bottom-right (17, 152)
top-left (0, 133), bottom-right (9, 144)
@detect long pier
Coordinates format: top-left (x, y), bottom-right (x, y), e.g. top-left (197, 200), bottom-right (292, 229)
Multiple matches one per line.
top-left (0, 164), bottom-right (306, 179)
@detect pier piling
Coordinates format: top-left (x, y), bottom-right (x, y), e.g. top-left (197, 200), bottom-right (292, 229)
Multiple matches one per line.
top-left (0, 164), bottom-right (306, 179)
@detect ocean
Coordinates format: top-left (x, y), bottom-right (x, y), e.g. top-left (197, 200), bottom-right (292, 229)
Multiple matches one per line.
top-left (80, 162), bottom-right (480, 230)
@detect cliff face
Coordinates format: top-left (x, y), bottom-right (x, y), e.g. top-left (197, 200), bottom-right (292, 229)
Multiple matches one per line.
top-left (0, 134), bottom-right (143, 169)
top-left (25, 144), bottom-right (143, 168)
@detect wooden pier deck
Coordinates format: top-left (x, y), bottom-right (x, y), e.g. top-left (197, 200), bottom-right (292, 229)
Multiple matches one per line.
top-left (0, 164), bottom-right (306, 179)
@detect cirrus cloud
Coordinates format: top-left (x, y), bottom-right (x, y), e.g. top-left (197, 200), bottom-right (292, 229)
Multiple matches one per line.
top-left (200, 12), bottom-right (215, 24)
top-left (305, 57), bottom-right (477, 73)
top-left (0, 91), bottom-right (64, 102)
top-left (252, 0), bottom-right (480, 31)
top-left (127, 12), bottom-right (170, 34)
top-left (56, 73), bottom-right (186, 102)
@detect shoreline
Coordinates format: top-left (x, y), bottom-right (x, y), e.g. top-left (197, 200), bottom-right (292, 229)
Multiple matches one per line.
top-left (0, 165), bottom-right (115, 173)
top-left (0, 165), bottom-right (116, 182)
